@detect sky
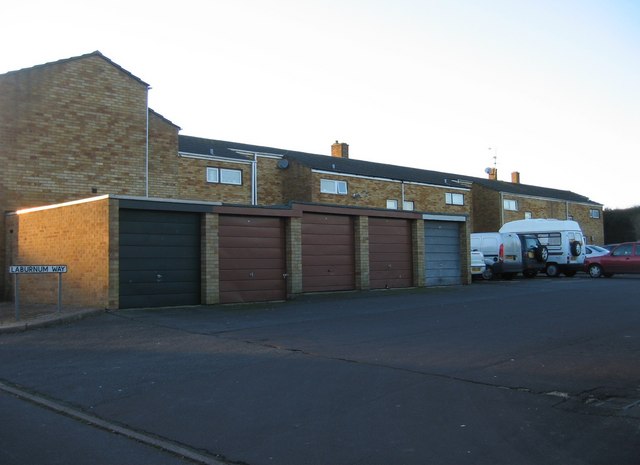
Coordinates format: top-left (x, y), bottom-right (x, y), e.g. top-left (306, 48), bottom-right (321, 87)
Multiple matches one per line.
top-left (3, 0), bottom-right (639, 209)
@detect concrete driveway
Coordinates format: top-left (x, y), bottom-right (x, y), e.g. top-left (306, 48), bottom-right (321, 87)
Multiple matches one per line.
top-left (1, 276), bottom-right (639, 464)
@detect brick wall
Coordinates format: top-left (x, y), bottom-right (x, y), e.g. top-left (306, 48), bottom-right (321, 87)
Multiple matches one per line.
top-left (471, 186), bottom-right (501, 232)
top-left (0, 53), bottom-right (150, 297)
top-left (5, 197), bottom-right (111, 307)
top-left (308, 172), bottom-right (472, 216)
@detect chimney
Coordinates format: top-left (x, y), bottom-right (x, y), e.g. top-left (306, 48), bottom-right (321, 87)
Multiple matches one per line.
top-left (511, 171), bottom-right (521, 184)
top-left (487, 167), bottom-right (498, 180)
top-left (331, 141), bottom-right (349, 159)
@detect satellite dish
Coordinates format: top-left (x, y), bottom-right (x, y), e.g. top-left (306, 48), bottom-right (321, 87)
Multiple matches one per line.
top-left (277, 159), bottom-right (289, 169)
top-left (484, 167), bottom-right (492, 174)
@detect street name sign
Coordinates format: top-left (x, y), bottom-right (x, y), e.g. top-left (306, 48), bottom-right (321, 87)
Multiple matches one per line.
top-left (9, 265), bottom-right (68, 274)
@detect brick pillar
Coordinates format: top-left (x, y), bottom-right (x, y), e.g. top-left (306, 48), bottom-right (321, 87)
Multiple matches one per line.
top-left (354, 216), bottom-right (370, 290)
top-left (201, 213), bottom-right (219, 304)
top-left (286, 217), bottom-right (302, 296)
top-left (412, 219), bottom-right (425, 287)
top-left (108, 198), bottom-right (120, 309)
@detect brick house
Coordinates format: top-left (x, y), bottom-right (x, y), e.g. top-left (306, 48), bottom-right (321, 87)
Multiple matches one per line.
top-left (1, 51), bottom-right (603, 306)
top-left (469, 172), bottom-right (604, 244)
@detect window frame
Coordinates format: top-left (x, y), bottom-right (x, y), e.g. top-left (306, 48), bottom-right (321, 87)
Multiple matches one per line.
top-left (503, 199), bottom-right (518, 211)
top-left (320, 179), bottom-right (348, 195)
top-left (386, 199), bottom-right (399, 210)
top-left (589, 209), bottom-right (601, 219)
top-left (206, 167), bottom-right (242, 185)
top-left (403, 200), bottom-right (415, 211)
top-left (445, 192), bottom-right (464, 206)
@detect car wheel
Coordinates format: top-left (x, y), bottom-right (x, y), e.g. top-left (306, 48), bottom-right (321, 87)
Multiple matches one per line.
top-left (482, 267), bottom-right (493, 280)
top-left (588, 264), bottom-right (602, 278)
top-left (563, 270), bottom-right (576, 277)
top-left (502, 272), bottom-right (515, 280)
top-left (546, 263), bottom-right (560, 277)
top-left (523, 270), bottom-right (537, 278)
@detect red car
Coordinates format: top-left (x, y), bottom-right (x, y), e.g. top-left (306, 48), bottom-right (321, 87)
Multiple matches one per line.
top-left (585, 242), bottom-right (640, 278)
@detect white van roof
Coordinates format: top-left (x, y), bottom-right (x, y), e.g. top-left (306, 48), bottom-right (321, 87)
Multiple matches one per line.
top-left (499, 219), bottom-right (583, 233)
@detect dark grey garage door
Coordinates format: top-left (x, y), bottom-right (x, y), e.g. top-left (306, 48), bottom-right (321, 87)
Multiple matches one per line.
top-left (424, 220), bottom-right (461, 286)
top-left (119, 209), bottom-right (201, 308)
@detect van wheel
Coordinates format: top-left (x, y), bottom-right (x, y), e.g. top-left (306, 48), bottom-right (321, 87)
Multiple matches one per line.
top-left (546, 263), bottom-right (560, 277)
top-left (482, 267), bottom-right (494, 280)
top-left (588, 264), bottom-right (602, 278)
top-left (523, 270), bottom-right (537, 278)
top-left (502, 273), bottom-right (515, 280)
top-left (570, 241), bottom-right (582, 257)
top-left (535, 246), bottom-right (549, 263)
top-left (563, 270), bottom-right (576, 277)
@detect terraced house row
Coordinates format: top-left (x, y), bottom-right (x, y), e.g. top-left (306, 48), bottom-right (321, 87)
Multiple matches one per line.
top-left (0, 52), bottom-right (604, 309)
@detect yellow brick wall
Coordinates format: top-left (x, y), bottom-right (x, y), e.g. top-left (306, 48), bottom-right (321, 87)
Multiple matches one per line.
top-left (5, 197), bottom-right (111, 307)
top-left (308, 172), bottom-right (472, 216)
top-left (0, 54), bottom-right (149, 297)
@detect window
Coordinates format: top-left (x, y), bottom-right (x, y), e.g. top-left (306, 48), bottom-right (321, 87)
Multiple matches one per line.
top-left (206, 167), bottom-right (242, 185)
top-left (503, 199), bottom-right (518, 211)
top-left (589, 209), bottom-right (601, 219)
top-left (320, 179), bottom-right (348, 195)
top-left (386, 199), bottom-right (398, 209)
top-left (403, 200), bottom-right (415, 211)
top-left (612, 244), bottom-right (633, 257)
top-left (537, 232), bottom-right (561, 246)
top-left (524, 211), bottom-right (532, 219)
top-left (445, 193), bottom-right (464, 205)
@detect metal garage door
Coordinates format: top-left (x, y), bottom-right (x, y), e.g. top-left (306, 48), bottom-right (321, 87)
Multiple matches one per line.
top-left (119, 209), bottom-right (201, 308)
top-left (369, 217), bottom-right (413, 289)
top-left (219, 215), bottom-right (286, 304)
top-left (424, 220), bottom-right (461, 286)
top-left (302, 213), bottom-right (355, 292)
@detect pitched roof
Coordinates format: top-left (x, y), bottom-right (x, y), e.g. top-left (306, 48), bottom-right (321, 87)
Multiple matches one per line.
top-left (178, 135), bottom-right (601, 205)
top-left (0, 51), bottom-right (150, 87)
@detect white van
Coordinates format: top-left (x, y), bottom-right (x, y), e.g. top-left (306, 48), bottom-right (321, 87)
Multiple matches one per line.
top-left (499, 219), bottom-right (586, 277)
top-left (470, 232), bottom-right (547, 280)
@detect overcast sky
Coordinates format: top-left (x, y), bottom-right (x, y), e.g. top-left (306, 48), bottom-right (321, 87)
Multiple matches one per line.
top-left (3, 0), bottom-right (639, 209)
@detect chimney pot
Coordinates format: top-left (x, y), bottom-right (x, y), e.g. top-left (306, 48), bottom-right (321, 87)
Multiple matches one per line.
top-left (331, 141), bottom-right (349, 159)
top-left (488, 167), bottom-right (498, 180)
top-left (511, 171), bottom-right (521, 184)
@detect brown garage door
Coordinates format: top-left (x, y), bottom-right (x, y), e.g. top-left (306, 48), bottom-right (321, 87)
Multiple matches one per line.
top-left (219, 215), bottom-right (286, 303)
top-left (369, 217), bottom-right (413, 289)
top-left (302, 213), bottom-right (355, 292)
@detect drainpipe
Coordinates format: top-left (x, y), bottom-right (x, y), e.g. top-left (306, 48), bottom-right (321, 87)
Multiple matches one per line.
top-left (401, 181), bottom-right (405, 209)
top-left (145, 87), bottom-right (150, 197)
top-left (251, 154), bottom-right (258, 205)
top-left (500, 192), bottom-right (505, 226)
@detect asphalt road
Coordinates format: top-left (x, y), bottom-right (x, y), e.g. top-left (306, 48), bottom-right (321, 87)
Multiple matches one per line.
top-left (1, 275), bottom-right (639, 465)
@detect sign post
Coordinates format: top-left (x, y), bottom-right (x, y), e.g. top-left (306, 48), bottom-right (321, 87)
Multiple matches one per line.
top-left (8, 265), bottom-right (68, 321)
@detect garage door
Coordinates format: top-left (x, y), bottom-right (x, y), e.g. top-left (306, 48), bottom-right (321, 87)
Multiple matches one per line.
top-left (369, 217), bottom-right (413, 289)
top-left (219, 215), bottom-right (286, 303)
top-left (119, 209), bottom-right (201, 308)
top-left (302, 213), bottom-right (355, 292)
top-left (424, 220), bottom-right (461, 286)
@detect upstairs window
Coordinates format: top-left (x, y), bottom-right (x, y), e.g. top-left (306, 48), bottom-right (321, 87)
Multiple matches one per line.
top-left (386, 199), bottom-right (398, 209)
top-left (445, 193), bottom-right (464, 205)
top-left (320, 179), bottom-right (348, 195)
top-left (503, 199), bottom-right (518, 211)
top-left (206, 167), bottom-right (242, 185)
top-left (403, 200), bottom-right (415, 211)
top-left (589, 209), bottom-right (601, 219)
